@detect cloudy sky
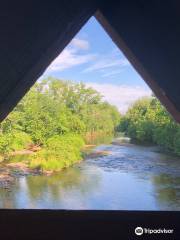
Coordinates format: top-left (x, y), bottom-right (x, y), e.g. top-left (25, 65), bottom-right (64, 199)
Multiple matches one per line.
top-left (43, 17), bottom-right (152, 113)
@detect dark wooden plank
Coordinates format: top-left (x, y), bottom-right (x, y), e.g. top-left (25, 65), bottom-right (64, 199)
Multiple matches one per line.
top-left (97, 0), bottom-right (180, 122)
top-left (0, 0), bottom-right (98, 121)
top-left (0, 210), bottom-right (179, 239)
top-left (0, 0), bottom-right (180, 121)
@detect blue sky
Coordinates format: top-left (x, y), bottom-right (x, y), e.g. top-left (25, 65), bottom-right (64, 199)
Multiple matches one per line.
top-left (43, 17), bottom-right (151, 113)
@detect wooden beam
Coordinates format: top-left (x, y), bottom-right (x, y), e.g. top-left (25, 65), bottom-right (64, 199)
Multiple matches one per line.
top-left (0, 209), bottom-right (179, 239)
top-left (96, 1), bottom-right (180, 122)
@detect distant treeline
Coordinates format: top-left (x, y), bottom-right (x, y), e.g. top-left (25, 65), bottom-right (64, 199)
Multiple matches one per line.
top-left (118, 97), bottom-right (180, 156)
top-left (0, 77), bottom-right (120, 171)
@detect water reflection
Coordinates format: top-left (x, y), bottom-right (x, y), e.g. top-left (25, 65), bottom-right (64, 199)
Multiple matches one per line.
top-left (152, 174), bottom-right (180, 210)
top-left (0, 165), bottom-right (101, 209)
top-left (0, 143), bottom-right (180, 210)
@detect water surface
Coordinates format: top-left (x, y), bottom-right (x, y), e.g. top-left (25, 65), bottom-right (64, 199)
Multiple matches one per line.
top-left (0, 143), bottom-right (180, 210)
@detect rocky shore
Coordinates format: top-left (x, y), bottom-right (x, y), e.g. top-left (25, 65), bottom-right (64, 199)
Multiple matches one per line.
top-left (0, 145), bottom-right (110, 188)
top-left (0, 161), bottom-right (40, 189)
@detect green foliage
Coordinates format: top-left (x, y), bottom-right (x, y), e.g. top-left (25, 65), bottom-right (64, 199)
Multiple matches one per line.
top-left (0, 77), bottom-right (120, 170)
top-left (173, 129), bottom-right (180, 156)
top-left (119, 97), bottom-right (180, 156)
top-left (0, 133), bottom-right (13, 155)
top-left (0, 130), bottom-right (32, 155)
top-left (8, 77), bottom-right (120, 145)
top-left (11, 131), bottom-right (32, 151)
top-left (30, 134), bottom-right (85, 171)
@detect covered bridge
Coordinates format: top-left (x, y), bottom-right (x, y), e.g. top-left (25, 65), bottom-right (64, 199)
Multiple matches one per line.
top-left (0, 0), bottom-right (180, 239)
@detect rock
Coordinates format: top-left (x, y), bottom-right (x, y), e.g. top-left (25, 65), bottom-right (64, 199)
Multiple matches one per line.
top-left (27, 144), bottom-right (41, 152)
top-left (86, 150), bottom-right (111, 159)
top-left (10, 149), bottom-right (34, 156)
top-left (6, 162), bottom-right (37, 176)
top-left (0, 172), bottom-right (15, 188)
top-left (83, 144), bottom-right (96, 149)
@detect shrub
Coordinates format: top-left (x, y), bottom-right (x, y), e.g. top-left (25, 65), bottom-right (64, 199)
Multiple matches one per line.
top-left (0, 133), bottom-right (13, 155)
top-left (0, 130), bottom-right (32, 156)
top-left (11, 131), bottom-right (32, 151)
top-left (30, 134), bottom-right (84, 171)
top-left (173, 129), bottom-right (180, 156)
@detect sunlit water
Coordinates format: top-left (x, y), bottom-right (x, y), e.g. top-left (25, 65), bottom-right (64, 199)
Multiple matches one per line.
top-left (0, 143), bottom-right (180, 210)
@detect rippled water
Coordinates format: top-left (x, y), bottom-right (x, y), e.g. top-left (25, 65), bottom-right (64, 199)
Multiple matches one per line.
top-left (0, 143), bottom-right (180, 210)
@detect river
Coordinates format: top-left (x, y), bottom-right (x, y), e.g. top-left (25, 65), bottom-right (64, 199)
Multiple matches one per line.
top-left (0, 141), bottom-right (180, 210)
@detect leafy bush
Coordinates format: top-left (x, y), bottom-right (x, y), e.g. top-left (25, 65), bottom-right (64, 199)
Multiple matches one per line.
top-left (0, 133), bottom-right (13, 155)
top-left (173, 129), bottom-right (180, 156)
top-left (119, 97), bottom-right (180, 156)
top-left (0, 77), bottom-right (120, 167)
top-left (30, 134), bottom-right (85, 171)
top-left (0, 130), bottom-right (32, 155)
top-left (11, 131), bottom-right (32, 151)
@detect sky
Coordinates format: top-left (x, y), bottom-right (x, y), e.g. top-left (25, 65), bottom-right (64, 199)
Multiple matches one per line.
top-left (43, 17), bottom-right (152, 114)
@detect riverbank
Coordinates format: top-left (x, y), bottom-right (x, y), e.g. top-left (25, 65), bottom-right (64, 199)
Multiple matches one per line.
top-left (0, 147), bottom-right (40, 188)
top-left (0, 134), bottom-right (161, 189)
top-left (0, 162), bottom-right (40, 188)
top-left (0, 144), bottom-right (111, 188)
top-left (1, 133), bottom-right (178, 189)
top-left (0, 142), bottom-right (179, 210)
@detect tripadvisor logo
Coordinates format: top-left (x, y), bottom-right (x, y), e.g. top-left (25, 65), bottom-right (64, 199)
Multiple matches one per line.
top-left (135, 227), bottom-right (143, 236)
top-left (135, 227), bottom-right (174, 236)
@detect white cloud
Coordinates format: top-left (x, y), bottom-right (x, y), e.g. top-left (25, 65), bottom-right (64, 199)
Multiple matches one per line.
top-left (82, 50), bottom-right (130, 77)
top-left (102, 69), bottom-right (123, 77)
top-left (45, 38), bottom-right (130, 77)
top-left (86, 83), bottom-right (152, 114)
top-left (71, 38), bottom-right (89, 50)
top-left (46, 48), bottom-right (95, 72)
top-left (84, 58), bottom-right (129, 73)
top-left (45, 38), bottom-right (95, 73)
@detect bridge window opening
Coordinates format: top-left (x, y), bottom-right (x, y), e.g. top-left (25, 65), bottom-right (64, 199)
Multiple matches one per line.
top-left (0, 16), bottom-right (179, 210)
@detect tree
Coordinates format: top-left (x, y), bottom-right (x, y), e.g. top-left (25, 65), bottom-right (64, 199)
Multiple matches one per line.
top-left (119, 96), bottom-right (180, 156)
